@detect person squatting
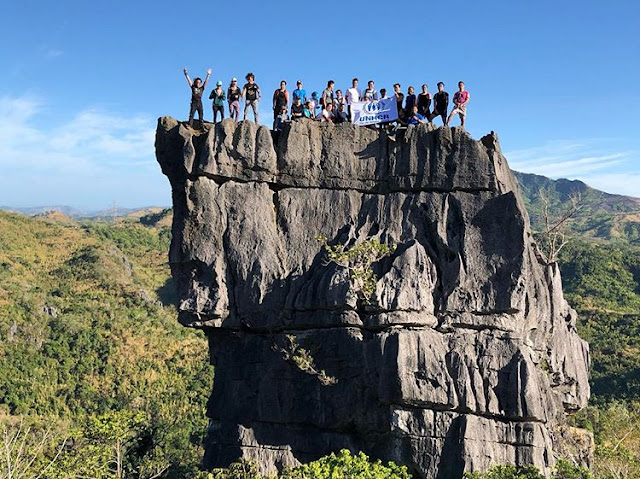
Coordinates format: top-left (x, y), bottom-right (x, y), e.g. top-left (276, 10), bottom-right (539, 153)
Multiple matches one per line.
top-left (182, 68), bottom-right (470, 134)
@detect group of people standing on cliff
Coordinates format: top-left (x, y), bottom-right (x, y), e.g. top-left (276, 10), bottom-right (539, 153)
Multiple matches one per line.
top-left (182, 68), bottom-right (470, 133)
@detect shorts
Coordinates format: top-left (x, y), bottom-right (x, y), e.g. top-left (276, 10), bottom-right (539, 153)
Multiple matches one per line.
top-left (450, 107), bottom-right (467, 117)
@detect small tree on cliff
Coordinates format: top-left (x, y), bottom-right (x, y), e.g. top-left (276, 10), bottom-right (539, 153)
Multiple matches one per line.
top-left (316, 235), bottom-right (396, 305)
top-left (535, 188), bottom-right (582, 264)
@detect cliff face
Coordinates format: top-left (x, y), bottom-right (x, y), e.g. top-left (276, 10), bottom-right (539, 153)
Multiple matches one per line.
top-left (156, 117), bottom-right (591, 478)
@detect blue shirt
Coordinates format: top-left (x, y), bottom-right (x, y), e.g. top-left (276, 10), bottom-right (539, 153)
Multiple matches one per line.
top-left (407, 113), bottom-right (425, 125)
top-left (293, 88), bottom-right (307, 103)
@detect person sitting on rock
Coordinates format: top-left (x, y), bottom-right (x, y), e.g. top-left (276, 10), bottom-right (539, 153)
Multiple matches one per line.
top-left (417, 84), bottom-right (431, 117)
top-left (320, 102), bottom-right (335, 123)
top-left (333, 89), bottom-right (346, 111)
top-left (209, 81), bottom-right (226, 123)
top-left (183, 67), bottom-right (211, 128)
top-left (227, 78), bottom-right (241, 123)
top-left (272, 80), bottom-right (289, 129)
top-left (241, 72), bottom-right (261, 123)
top-left (428, 82), bottom-right (449, 126)
top-left (447, 81), bottom-right (470, 128)
top-left (274, 106), bottom-right (290, 131)
top-left (303, 100), bottom-right (315, 119)
top-left (291, 97), bottom-right (305, 120)
top-left (334, 103), bottom-right (349, 124)
top-left (405, 105), bottom-right (425, 142)
top-left (310, 91), bottom-right (321, 118)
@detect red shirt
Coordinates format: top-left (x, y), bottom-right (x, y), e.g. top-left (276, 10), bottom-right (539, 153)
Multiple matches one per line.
top-left (454, 90), bottom-right (469, 106)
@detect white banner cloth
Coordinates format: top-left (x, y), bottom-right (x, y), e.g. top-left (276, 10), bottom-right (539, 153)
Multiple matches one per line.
top-left (351, 98), bottom-right (398, 126)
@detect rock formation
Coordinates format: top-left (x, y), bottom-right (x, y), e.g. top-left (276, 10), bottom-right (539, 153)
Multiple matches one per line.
top-left (155, 117), bottom-right (591, 478)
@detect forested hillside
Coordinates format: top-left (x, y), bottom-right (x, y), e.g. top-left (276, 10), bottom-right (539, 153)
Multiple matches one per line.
top-left (0, 209), bottom-right (211, 478)
top-left (2, 178), bottom-right (640, 478)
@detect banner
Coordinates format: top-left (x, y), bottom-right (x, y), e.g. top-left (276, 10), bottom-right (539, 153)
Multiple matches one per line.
top-left (351, 97), bottom-right (398, 126)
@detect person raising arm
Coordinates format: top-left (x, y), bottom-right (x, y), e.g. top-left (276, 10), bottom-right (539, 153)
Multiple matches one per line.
top-left (184, 67), bottom-right (212, 128)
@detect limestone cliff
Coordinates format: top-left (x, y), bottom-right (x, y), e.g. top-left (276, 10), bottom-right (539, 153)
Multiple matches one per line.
top-left (155, 117), bottom-right (591, 478)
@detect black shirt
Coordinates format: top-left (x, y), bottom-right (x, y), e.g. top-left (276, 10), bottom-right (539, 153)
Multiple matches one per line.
top-left (291, 103), bottom-right (304, 118)
top-left (433, 91), bottom-right (449, 112)
top-left (334, 110), bottom-right (349, 124)
top-left (417, 93), bottom-right (431, 111)
top-left (228, 86), bottom-right (240, 102)
top-left (191, 85), bottom-right (204, 102)
top-left (274, 89), bottom-right (287, 109)
top-left (244, 83), bottom-right (260, 101)
top-left (395, 92), bottom-right (404, 111)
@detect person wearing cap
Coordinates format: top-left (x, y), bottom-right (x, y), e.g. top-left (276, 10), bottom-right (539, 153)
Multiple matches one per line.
top-left (183, 67), bottom-right (211, 128)
top-left (227, 78), bottom-right (241, 123)
top-left (272, 80), bottom-right (289, 129)
top-left (241, 72), bottom-right (261, 123)
top-left (292, 81), bottom-right (307, 105)
top-left (310, 91), bottom-right (321, 118)
top-left (209, 80), bottom-right (226, 123)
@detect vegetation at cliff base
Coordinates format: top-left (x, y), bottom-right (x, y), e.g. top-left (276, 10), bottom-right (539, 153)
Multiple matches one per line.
top-left (3, 168), bottom-right (640, 479)
top-left (0, 210), bottom-right (210, 477)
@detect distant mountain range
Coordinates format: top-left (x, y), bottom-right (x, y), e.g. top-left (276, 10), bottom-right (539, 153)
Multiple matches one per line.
top-left (0, 205), bottom-right (170, 219)
top-left (513, 172), bottom-right (640, 243)
top-left (2, 171), bottom-right (640, 243)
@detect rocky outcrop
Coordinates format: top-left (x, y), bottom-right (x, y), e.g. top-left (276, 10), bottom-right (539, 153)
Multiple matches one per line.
top-left (156, 117), bottom-right (591, 478)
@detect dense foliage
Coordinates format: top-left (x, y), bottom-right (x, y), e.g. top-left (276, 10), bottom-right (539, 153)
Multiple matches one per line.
top-left (2, 181), bottom-right (640, 479)
top-left (0, 210), bottom-right (210, 477)
top-left (208, 450), bottom-right (411, 479)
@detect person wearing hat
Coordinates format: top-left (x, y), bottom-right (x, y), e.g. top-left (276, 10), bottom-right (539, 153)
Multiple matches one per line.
top-left (227, 78), bottom-right (241, 123)
top-left (272, 80), bottom-right (289, 129)
top-left (209, 80), bottom-right (227, 123)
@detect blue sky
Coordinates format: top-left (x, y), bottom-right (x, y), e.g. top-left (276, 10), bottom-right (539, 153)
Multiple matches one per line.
top-left (0, 0), bottom-right (638, 209)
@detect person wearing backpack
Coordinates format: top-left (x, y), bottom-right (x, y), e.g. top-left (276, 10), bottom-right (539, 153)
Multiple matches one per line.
top-left (209, 81), bottom-right (226, 123)
top-left (242, 72), bottom-right (261, 123)
top-left (227, 78), bottom-right (241, 123)
top-left (321, 81), bottom-right (334, 110)
top-left (272, 80), bottom-right (290, 128)
top-left (363, 80), bottom-right (378, 101)
top-left (183, 67), bottom-right (211, 128)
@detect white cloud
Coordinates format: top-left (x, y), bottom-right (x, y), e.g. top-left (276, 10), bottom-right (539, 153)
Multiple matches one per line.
top-left (45, 48), bottom-right (63, 59)
top-left (506, 139), bottom-right (640, 198)
top-left (0, 95), bottom-right (164, 209)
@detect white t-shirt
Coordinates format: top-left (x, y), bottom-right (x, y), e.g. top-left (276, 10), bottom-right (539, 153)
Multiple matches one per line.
top-left (321, 109), bottom-right (334, 122)
top-left (346, 87), bottom-right (360, 105)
